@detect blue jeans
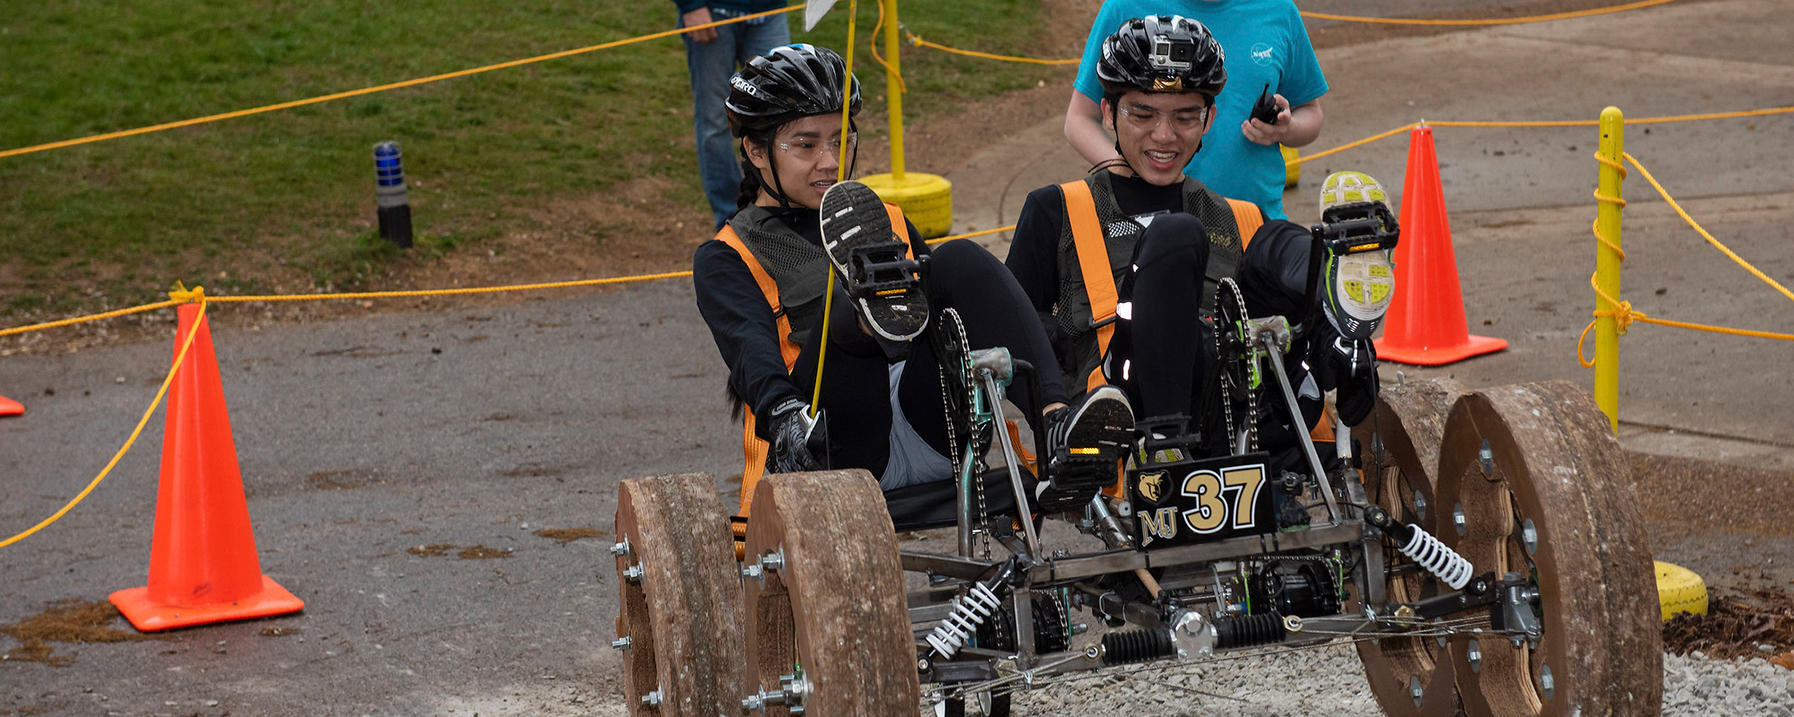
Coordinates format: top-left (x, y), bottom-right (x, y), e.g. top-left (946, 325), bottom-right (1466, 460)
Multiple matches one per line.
top-left (683, 8), bottom-right (790, 229)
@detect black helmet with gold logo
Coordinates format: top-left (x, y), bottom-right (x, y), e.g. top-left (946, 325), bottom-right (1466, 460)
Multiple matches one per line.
top-left (1096, 15), bottom-right (1227, 103)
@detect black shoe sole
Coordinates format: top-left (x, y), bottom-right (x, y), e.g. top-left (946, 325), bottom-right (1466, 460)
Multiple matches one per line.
top-left (819, 180), bottom-right (929, 341)
top-left (1048, 386), bottom-right (1135, 492)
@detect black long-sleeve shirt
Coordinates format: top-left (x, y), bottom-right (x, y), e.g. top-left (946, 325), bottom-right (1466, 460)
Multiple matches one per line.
top-left (692, 207), bottom-right (928, 428)
top-left (1006, 172), bottom-right (1186, 314)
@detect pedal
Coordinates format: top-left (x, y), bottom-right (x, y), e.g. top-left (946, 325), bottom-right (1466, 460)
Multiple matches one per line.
top-left (820, 180), bottom-right (929, 340)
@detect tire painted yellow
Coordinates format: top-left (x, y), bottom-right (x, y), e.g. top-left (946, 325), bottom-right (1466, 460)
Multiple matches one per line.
top-left (860, 172), bottom-right (953, 239)
top-left (1656, 560), bottom-right (1708, 622)
top-left (1281, 145), bottom-right (1301, 188)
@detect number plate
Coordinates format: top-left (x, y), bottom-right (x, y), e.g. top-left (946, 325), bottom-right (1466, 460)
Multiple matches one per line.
top-left (1129, 452), bottom-right (1276, 549)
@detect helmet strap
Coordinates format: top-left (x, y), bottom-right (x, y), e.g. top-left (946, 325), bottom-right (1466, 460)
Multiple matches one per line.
top-left (765, 151), bottom-right (796, 213)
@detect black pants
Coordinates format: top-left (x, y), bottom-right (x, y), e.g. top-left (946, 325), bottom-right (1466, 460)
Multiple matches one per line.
top-left (1116, 213), bottom-right (1215, 420)
top-left (788, 239), bottom-right (1069, 476)
top-left (1117, 214), bottom-right (1329, 456)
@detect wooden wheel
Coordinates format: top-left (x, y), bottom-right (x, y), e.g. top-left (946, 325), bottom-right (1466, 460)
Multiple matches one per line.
top-left (743, 470), bottom-right (920, 714)
top-left (1436, 382), bottom-right (1660, 717)
top-left (1352, 378), bottom-right (1468, 716)
top-left (614, 473), bottom-right (749, 715)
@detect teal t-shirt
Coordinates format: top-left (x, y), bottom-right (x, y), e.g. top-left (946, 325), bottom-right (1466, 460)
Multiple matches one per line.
top-left (1074, 0), bottom-right (1327, 219)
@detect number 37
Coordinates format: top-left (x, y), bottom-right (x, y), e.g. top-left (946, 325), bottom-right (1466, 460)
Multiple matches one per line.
top-left (1182, 465), bottom-right (1267, 534)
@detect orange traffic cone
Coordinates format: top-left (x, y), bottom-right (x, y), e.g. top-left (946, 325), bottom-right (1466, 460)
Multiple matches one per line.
top-left (0, 394), bottom-right (21, 417)
top-left (1374, 124), bottom-right (1508, 365)
top-left (110, 303), bottom-right (302, 631)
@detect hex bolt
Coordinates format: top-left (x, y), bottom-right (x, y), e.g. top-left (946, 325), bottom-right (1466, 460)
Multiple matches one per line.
top-left (1522, 518), bottom-right (1539, 556)
top-left (741, 562), bottom-right (763, 581)
top-left (1479, 440), bottom-right (1494, 475)
top-left (611, 637), bottom-right (632, 651)
top-left (622, 564), bottom-right (645, 583)
top-left (1413, 491), bottom-right (1428, 521)
top-left (1467, 640), bottom-right (1482, 673)
top-left (1453, 503), bottom-right (1467, 537)
top-left (1540, 664), bottom-right (1555, 701)
top-left (610, 539), bottom-right (631, 557)
top-left (1409, 675), bottom-right (1424, 707)
top-left (742, 689), bottom-right (788, 712)
top-left (761, 549), bottom-right (786, 573)
top-left (642, 689), bottom-right (663, 707)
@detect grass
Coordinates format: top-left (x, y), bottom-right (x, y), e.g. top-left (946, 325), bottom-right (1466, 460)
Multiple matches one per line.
top-left (0, 0), bottom-right (1065, 321)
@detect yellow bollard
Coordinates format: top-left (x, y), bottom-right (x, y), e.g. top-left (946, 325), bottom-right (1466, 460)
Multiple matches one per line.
top-left (860, 0), bottom-right (954, 238)
top-left (1593, 107), bottom-right (1626, 434)
top-left (1280, 144), bottom-right (1300, 189)
top-left (883, 0), bottom-right (906, 180)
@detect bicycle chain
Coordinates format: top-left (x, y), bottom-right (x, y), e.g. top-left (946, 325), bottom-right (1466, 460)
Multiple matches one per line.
top-left (938, 308), bottom-right (991, 559)
top-left (1214, 278), bottom-right (1259, 454)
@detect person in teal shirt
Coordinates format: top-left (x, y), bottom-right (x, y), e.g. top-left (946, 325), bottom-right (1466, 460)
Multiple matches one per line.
top-left (1063, 0), bottom-right (1327, 220)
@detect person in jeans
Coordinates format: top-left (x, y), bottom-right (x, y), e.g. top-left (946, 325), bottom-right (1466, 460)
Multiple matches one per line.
top-left (674, 0), bottom-right (791, 229)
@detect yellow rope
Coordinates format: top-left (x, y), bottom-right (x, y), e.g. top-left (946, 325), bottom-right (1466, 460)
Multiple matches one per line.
top-left (1287, 122), bottom-right (1420, 166)
top-left (1, 273), bottom-right (694, 338)
top-left (870, 1), bottom-right (907, 94)
top-left (1301, 0), bottom-right (1678, 25)
top-left (213, 271), bottom-right (694, 303)
top-left (1578, 150), bottom-right (1794, 367)
top-left (1625, 152), bottom-right (1794, 303)
top-left (0, 5), bottom-right (803, 161)
top-left (903, 0), bottom-right (1686, 67)
top-left (0, 301), bottom-right (208, 549)
top-left (1286, 107), bottom-right (1794, 170)
top-left (904, 31), bottom-right (1080, 66)
top-left (0, 300), bottom-right (181, 339)
top-left (8, 105), bottom-right (1794, 341)
top-left (926, 224), bottom-right (1017, 245)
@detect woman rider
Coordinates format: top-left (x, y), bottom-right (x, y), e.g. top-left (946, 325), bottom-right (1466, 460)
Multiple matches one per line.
top-left (691, 44), bottom-right (1134, 521)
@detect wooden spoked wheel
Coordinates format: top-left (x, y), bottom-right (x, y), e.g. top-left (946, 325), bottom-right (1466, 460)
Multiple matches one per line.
top-left (743, 470), bottom-right (920, 715)
top-left (1352, 378), bottom-right (1468, 716)
top-left (1435, 382), bottom-right (1660, 717)
top-left (614, 473), bottom-right (749, 716)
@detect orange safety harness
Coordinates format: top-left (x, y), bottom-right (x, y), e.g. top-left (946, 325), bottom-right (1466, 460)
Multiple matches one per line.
top-left (715, 202), bottom-right (914, 519)
top-left (1058, 180), bottom-right (1329, 496)
top-left (1059, 180), bottom-right (1264, 392)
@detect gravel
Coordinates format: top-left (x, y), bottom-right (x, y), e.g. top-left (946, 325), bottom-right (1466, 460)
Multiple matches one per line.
top-left (972, 644), bottom-right (1794, 716)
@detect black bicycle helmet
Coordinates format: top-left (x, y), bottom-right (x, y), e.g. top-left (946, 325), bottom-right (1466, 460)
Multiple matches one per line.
top-left (1096, 15), bottom-right (1227, 102)
top-left (727, 44), bottom-right (863, 138)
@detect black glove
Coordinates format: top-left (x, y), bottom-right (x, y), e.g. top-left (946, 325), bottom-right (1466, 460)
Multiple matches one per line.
top-left (768, 399), bottom-right (828, 473)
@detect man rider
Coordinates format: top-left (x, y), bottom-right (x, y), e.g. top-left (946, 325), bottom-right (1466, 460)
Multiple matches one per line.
top-left (1005, 16), bottom-right (1380, 475)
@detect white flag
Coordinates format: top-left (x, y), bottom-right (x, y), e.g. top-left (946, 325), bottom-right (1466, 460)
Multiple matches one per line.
top-left (805, 0), bottom-right (838, 31)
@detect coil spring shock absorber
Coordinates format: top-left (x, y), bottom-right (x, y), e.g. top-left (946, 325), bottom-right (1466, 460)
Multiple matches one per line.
top-left (1366, 506), bottom-right (1473, 589)
top-left (925, 561), bottom-right (1018, 658)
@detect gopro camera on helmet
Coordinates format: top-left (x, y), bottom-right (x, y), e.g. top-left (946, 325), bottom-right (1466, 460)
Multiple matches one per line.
top-left (1150, 36), bottom-right (1196, 71)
